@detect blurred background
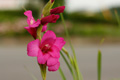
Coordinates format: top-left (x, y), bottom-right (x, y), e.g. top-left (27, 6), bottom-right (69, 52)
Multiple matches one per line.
top-left (0, 0), bottom-right (120, 80)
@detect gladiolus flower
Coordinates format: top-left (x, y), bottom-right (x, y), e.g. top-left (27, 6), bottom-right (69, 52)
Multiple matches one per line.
top-left (24, 10), bottom-right (41, 39)
top-left (50, 6), bottom-right (65, 14)
top-left (40, 14), bottom-right (60, 32)
top-left (27, 30), bottom-right (66, 71)
top-left (41, 14), bottom-right (59, 25)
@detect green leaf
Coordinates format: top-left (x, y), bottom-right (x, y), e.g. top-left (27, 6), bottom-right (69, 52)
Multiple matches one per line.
top-left (59, 67), bottom-right (66, 80)
top-left (42, 0), bottom-right (54, 17)
top-left (60, 13), bottom-right (83, 80)
top-left (114, 10), bottom-right (120, 28)
top-left (60, 51), bottom-right (76, 80)
top-left (98, 50), bottom-right (102, 80)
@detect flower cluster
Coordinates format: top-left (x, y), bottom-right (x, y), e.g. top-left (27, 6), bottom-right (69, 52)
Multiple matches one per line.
top-left (24, 0), bottom-right (65, 71)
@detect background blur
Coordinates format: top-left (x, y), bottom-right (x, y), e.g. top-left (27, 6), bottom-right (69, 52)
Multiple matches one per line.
top-left (0, 0), bottom-right (120, 80)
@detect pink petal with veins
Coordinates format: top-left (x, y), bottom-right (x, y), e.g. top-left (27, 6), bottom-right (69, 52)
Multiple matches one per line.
top-left (27, 39), bottom-right (40, 57)
top-left (48, 62), bottom-right (60, 71)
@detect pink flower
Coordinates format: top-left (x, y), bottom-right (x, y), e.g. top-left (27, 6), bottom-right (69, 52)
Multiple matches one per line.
top-left (41, 14), bottom-right (59, 25)
top-left (24, 10), bottom-right (41, 39)
top-left (27, 30), bottom-right (66, 71)
top-left (50, 6), bottom-right (65, 14)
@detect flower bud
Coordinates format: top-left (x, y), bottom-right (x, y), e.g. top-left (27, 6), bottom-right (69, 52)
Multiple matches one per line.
top-left (50, 6), bottom-right (65, 14)
top-left (41, 14), bottom-right (59, 25)
top-left (42, 0), bottom-right (54, 17)
top-left (51, 0), bottom-right (54, 3)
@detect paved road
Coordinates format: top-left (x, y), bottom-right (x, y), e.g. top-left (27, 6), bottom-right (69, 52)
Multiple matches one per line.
top-left (0, 45), bottom-right (120, 80)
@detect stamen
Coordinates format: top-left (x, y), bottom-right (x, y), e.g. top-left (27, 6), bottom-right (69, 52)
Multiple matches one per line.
top-left (42, 44), bottom-right (51, 53)
top-left (30, 19), bottom-right (34, 25)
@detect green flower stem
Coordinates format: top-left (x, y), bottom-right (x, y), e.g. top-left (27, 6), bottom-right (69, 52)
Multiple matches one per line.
top-left (59, 67), bottom-right (66, 80)
top-left (37, 25), bottom-right (43, 41)
top-left (114, 10), bottom-right (120, 28)
top-left (62, 48), bottom-right (73, 66)
top-left (38, 64), bottom-right (47, 80)
top-left (60, 13), bottom-right (76, 62)
top-left (37, 25), bottom-right (46, 80)
top-left (60, 13), bottom-right (83, 80)
top-left (60, 51), bottom-right (76, 80)
top-left (98, 50), bottom-right (102, 80)
top-left (62, 47), bottom-right (68, 55)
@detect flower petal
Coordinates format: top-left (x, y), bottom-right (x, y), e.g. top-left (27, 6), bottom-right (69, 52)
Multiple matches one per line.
top-left (47, 57), bottom-right (59, 66)
top-left (24, 27), bottom-right (37, 39)
top-left (41, 30), bottom-right (56, 44)
top-left (30, 19), bottom-right (41, 28)
top-left (49, 45), bottom-right (60, 58)
top-left (27, 39), bottom-right (40, 57)
top-left (24, 10), bottom-right (35, 26)
top-left (42, 24), bottom-right (48, 32)
top-left (50, 6), bottom-right (65, 14)
top-left (41, 14), bottom-right (59, 25)
top-left (37, 50), bottom-right (50, 64)
top-left (24, 10), bottom-right (33, 17)
top-left (48, 62), bottom-right (60, 71)
top-left (54, 37), bottom-right (66, 50)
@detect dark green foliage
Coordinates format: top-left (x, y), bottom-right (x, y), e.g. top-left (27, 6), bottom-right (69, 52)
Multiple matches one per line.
top-left (64, 12), bottom-right (118, 24)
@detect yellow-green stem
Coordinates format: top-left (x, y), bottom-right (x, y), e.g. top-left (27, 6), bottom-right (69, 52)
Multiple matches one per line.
top-left (38, 64), bottom-right (47, 80)
top-left (60, 13), bottom-right (83, 80)
top-left (37, 25), bottom-right (43, 40)
top-left (37, 25), bottom-right (46, 80)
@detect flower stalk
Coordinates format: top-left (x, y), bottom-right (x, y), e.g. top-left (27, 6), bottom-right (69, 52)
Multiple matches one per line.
top-left (37, 25), bottom-right (47, 80)
top-left (37, 25), bottom-right (43, 40)
top-left (38, 64), bottom-right (47, 80)
top-left (60, 13), bottom-right (83, 80)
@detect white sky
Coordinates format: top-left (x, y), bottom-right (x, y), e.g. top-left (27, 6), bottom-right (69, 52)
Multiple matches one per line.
top-left (66, 0), bottom-right (120, 12)
top-left (0, 0), bottom-right (120, 11)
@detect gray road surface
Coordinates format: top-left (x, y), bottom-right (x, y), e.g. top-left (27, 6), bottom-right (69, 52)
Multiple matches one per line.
top-left (0, 45), bottom-right (120, 80)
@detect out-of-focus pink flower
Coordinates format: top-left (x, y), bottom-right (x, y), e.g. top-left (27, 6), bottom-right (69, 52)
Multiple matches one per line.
top-left (41, 14), bottom-right (59, 25)
top-left (50, 6), bottom-right (65, 14)
top-left (24, 10), bottom-right (41, 38)
top-left (27, 30), bottom-right (66, 71)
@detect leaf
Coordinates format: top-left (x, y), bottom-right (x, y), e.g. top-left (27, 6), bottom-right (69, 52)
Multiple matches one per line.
top-left (114, 9), bottom-right (120, 28)
top-left (58, 67), bottom-right (66, 80)
top-left (60, 13), bottom-right (83, 80)
top-left (97, 50), bottom-right (102, 80)
top-left (60, 51), bottom-right (76, 80)
top-left (42, 0), bottom-right (54, 17)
